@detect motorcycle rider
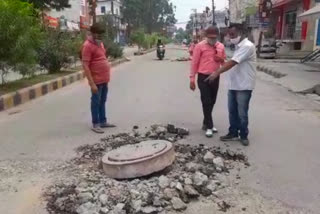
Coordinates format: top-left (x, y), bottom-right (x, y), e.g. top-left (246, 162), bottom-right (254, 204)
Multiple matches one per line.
top-left (157, 39), bottom-right (165, 57)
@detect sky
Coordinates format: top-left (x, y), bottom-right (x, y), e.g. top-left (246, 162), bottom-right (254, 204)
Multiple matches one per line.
top-left (171, 0), bottom-right (228, 29)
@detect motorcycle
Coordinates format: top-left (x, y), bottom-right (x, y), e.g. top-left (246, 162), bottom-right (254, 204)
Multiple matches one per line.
top-left (157, 45), bottom-right (165, 60)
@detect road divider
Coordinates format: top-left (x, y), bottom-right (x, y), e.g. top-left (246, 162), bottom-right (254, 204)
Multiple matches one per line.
top-left (0, 58), bottom-right (129, 112)
top-left (256, 64), bottom-right (287, 78)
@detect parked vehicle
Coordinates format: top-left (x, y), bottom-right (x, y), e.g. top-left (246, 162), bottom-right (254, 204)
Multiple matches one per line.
top-left (258, 41), bottom-right (277, 59)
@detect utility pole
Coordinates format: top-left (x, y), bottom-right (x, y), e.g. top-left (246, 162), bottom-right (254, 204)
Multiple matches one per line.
top-left (192, 9), bottom-right (198, 38)
top-left (212, 0), bottom-right (216, 26)
top-left (89, 0), bottom-right (97, 25)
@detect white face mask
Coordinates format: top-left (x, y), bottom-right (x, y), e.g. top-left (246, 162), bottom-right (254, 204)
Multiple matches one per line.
top-left (230, 36), bottom-right (241, 45)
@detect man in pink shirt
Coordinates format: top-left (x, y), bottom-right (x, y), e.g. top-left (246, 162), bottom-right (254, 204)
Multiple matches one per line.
top-left (188, 38), bottom-right (198, 59)
top-left (190, 26), bottom-right (226, 138)
top-left (82, 23), bottom-right (116, 134)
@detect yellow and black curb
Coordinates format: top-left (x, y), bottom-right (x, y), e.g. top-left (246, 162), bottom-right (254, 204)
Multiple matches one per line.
top-left (256, 64), bottom-right (287, 79)
top-left (0, 58), bottom-right (129, 112)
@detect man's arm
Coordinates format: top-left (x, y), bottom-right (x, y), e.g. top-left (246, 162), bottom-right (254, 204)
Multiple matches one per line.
top-left (205, 60), bottom-right (237, 83)
top-left (206, 44), bottom-right (254, 82)
top-left (82, 45), bottom-right (98, 93)
top-left (214, 43), bottom-right (227, 64)
top-left (190, 45), bottom-right (201, 83)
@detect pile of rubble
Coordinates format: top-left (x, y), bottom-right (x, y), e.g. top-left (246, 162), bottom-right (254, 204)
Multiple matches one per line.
top-left (45, 124), bottom-right (249, 214)
top-left (171, 57), bottom-right (191, 62)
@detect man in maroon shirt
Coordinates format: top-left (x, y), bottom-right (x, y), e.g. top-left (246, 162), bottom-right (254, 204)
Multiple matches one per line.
top-left (82, 23), bottom-right (116, 133)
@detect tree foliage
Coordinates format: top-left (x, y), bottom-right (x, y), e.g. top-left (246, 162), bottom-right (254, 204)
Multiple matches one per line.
top-left (37, 30), bottom-right (82, 74)
top-left (98, 16), bottom-right (124, 59)
top-left (130, 29), bottom-right (170, 50)
top-left (175, 28), bottom-right (189, 43)
top-left (22, 0), bottom-right (70, 11)
top-left (123, 0), bottom-right (177, 34)
top-left (130, 29), bottom-right (146, 49)
top-left (0, 0), bottom-right (42, 83)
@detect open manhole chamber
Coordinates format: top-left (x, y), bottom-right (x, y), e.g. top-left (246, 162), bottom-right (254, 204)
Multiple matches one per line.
top-left (102, 140), bottom-right (175, 179)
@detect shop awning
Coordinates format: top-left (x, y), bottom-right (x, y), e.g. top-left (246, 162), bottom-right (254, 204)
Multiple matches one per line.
top-left (272, 0), bottom-right (294, 8)
top-left (298, 4), bottom-right (320, 21)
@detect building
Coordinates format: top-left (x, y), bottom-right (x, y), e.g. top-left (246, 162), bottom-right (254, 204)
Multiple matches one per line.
top-left (96, 0), bottom-right (126, 44)
top-left (49, 0), bottom-right (81, 23)
top-left (190, 11), bottom-right (203, 38)
top-left (298, 1), bottom-right (320, 49)
top-left (229, 0), bottom-right (260, 44)
top-left (229, 0), bottom-right (257, 24)
top-left (80, 0), bottom-right (91, 30)
top-left (190, 8), bottom-right (228, 40)
top-left (48, 0), bottom-right (81, 31)
top-left (271, 0), bottom-right (319, 57)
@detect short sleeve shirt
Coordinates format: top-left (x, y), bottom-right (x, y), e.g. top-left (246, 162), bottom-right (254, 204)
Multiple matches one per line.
top-left (228, 38), bottom-right (256, 90)
top-left (82, 39), bottom-right (110, 84)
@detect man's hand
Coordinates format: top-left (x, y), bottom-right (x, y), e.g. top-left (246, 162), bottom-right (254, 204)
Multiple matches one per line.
top-left (205, 72), bottom-right (219, 83)
top-left (214, 55), bottom-right (224, 63)
top-left (90, 84), bottom-right (98, 94)
top-left (190, 81), bottom-right (196, 91)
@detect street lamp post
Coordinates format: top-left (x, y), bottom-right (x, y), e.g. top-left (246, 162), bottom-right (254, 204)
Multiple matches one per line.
top-left (212, 0), bottom-right (216, 26)
top-left (192, 9), bottom-right (198, 38)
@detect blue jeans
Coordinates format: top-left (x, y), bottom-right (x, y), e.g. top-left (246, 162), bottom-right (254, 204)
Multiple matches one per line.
top-left (228, 90), bottom-right (252, 139)
top-left (91, 83), bottom-right (108, 125)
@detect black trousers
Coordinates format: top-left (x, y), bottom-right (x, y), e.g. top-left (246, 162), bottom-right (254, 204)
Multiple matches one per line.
top-left (197, 73), bottom-right (220, 129)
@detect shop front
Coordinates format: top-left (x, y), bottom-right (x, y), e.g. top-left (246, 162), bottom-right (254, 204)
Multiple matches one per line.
top-left (270, 0), bottom-right (316, 57)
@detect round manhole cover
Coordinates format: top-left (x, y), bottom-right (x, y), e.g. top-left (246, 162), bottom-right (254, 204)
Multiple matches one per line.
top-left (102, 140), bottom-right (175, 179)
top-left (108, 140), bottom-right (168, 162)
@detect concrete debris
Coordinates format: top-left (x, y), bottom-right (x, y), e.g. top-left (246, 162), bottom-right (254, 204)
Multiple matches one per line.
top-left (203, 151), bottom-right (215, 163)
top-left (44, 124), bottom-right (249, 214)
top-left (158, 176), bottom-right (170, 189)
top-left (213, 157), bottom-right (225, 169)
top-left (193, 172), bottom-right (208, 187)
top-left (171, 197), bottom-right (187, 211)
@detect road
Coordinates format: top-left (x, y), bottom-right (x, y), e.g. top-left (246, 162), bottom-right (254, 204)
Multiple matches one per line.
top-left (0, 47), bottom-right (320, 213)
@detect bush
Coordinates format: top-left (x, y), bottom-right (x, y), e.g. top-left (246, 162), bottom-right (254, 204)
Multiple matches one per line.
top-left (37, 30), bottom-right (83, 73)
top-left (130, 29), bottom-right (146, 50)
top-left (0, 0), bottom-right (42, 83)
top-left (130, 30), bottom-right (171, 51)
top-left (143, 35), bottom-right (152, 49)
top-left (104, 40), bottom-right (123, 59)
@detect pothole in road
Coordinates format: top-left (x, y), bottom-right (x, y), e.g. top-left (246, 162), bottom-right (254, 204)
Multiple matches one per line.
top-left (44, 124), bottom-right (249, 214)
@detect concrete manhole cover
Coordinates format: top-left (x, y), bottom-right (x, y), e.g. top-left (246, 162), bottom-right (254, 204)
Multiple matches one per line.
top-left (102, 140), bottom-right (175, 179)
top-left (108, 140), bottom-right (167, 162)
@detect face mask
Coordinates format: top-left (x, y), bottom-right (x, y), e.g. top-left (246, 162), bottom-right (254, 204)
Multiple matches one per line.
top-left (95, 39), bottom-right (102, 46)
top-left (230, 36), bottom-right (241, 45)
top-left (207, 38), bottom-right (217, 46)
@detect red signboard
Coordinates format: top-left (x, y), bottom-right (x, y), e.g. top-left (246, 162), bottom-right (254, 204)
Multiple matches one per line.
top-left (80, 16), bottom-right (90, 29)
top-left (44, 15), bottom-right (59, 28)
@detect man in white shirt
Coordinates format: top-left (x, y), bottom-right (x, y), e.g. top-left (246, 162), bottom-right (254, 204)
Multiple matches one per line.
top-left (205, 24), bottom-right (256, 146)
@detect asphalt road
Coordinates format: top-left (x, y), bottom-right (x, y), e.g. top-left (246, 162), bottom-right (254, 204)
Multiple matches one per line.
top-left (0, 47), bottom-right (320, 213)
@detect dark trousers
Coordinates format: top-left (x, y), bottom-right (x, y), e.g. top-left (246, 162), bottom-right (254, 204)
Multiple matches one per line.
top-left (91, 83), bottom-right (108, 125)
top-left (228, 90), bottom-right (252, 139)
top-left (198, 74), bottom-right (220, 129)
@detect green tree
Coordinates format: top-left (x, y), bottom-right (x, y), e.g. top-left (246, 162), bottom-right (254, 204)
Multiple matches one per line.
top-left (100, 15), bottom-right (117, 41)
top-left (22, 0), bottom-right (70, 11)
top-left (130, 29), bottom-right (146, 50)
top-left (175, 28), bottom-right (188, 43)
top-left (0, 0), bottom-right (42, 83)
top-left (37, 30), bottom-right (81, 73)
top-left (123, 0), bottom-right (177, 34)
